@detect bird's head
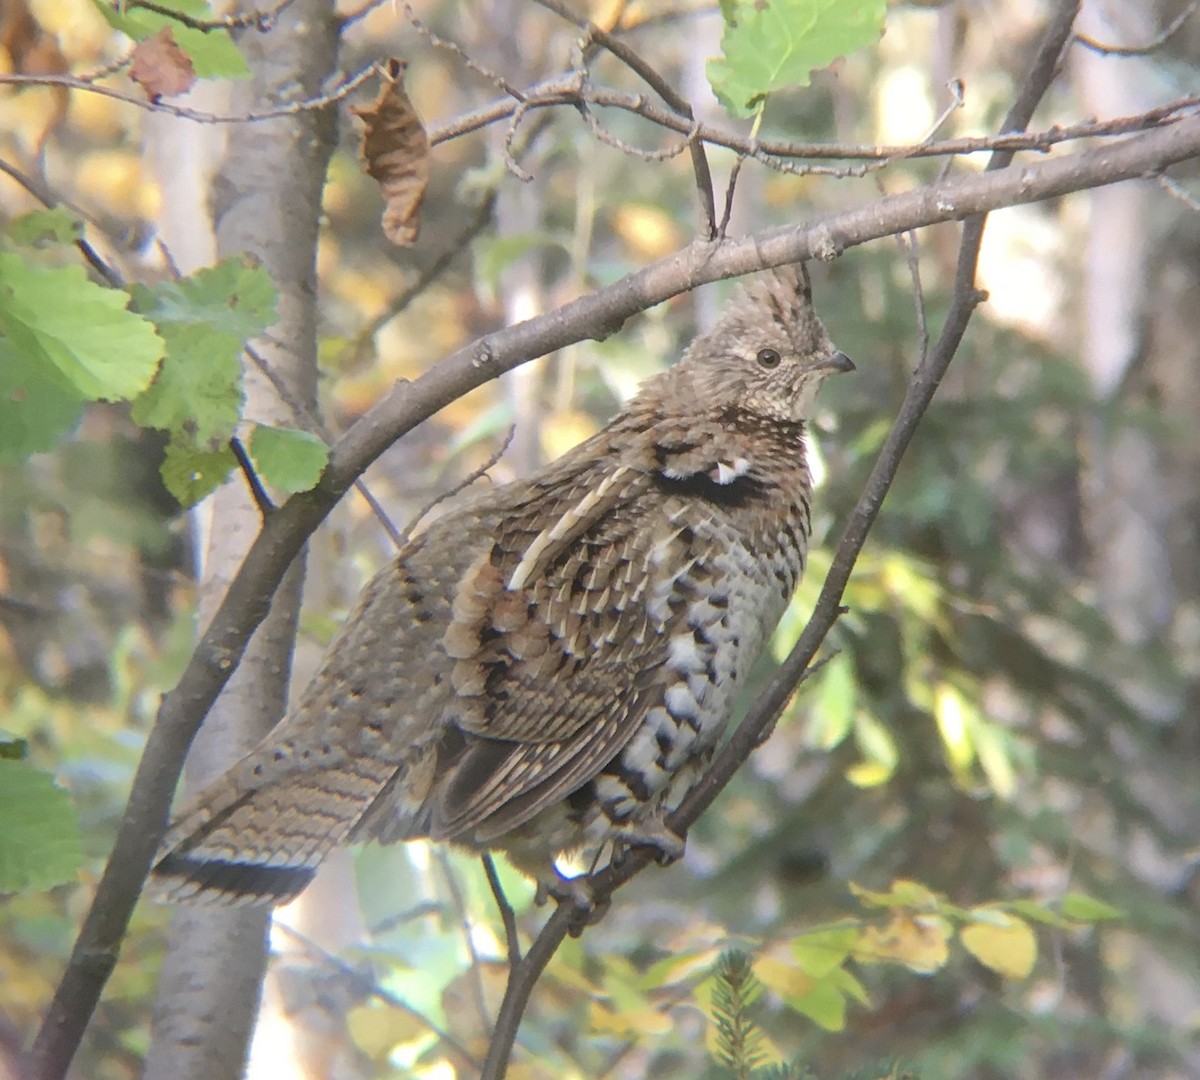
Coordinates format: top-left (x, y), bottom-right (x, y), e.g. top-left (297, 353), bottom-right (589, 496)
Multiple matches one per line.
top-left (675, 263), bottom-right (853, 424)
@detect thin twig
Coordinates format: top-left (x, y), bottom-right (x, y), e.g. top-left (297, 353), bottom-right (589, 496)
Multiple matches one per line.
top-left (896, 229), bottom-right (929, 365)
top-left (717, 155), bottom-right (745, 239)
top-left (435, 849), bottom-right (492, 1033)
top-left (271, 922), bottom-right (481, 1073)
top-left (401, 426), bottom-right (516, 541)
top-left (341, 192), bottom-right (498, 367)
top-left (0, 62), bottom-right (378, 124)
top-left (1157, 173), bottom-right (1200, 211)
top-left (482, 854), bottom-right (522, 968)
top-left (1073, 0), bottom-right (1198, 56)
top-left (534, 0), bottom-right (716, 234)
top-left (229, 436), bottom-right (276, 518)
top-left (401, 1), bottom-right (526, 101)
top-left (427, 79), bottom-right (1198, 161)
top-left (123, 0), bottom-right (300, 32)
top-left (0, 158), bottom-right (124, 286)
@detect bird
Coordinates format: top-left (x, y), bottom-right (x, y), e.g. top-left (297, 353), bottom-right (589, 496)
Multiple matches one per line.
top-left (150, 263), bottom-right (853, 907)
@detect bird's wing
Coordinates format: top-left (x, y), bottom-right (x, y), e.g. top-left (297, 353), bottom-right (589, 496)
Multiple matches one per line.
top-left (428, 461), bottom-right (718, 842)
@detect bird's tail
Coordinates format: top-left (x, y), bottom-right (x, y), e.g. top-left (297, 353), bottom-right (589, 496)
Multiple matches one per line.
top-left (149, 742), bottom-right (400, 907)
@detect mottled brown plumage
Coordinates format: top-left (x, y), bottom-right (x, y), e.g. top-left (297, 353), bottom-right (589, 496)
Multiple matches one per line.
top-left (151, 264), bottom-right (852, 906)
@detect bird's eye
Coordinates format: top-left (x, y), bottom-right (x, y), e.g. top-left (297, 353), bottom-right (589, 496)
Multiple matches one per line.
top-left (756, 347), bottom-right (782, 369)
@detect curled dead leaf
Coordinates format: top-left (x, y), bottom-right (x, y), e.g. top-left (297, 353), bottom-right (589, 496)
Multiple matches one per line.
top-left (129, 27), bottom-right (196, 103)
top-left (351, 58), bottom-right (430, 246)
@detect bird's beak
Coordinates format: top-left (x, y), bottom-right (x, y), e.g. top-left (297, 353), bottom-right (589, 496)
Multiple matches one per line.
top-left (817, 350), bottom-right (855, 374)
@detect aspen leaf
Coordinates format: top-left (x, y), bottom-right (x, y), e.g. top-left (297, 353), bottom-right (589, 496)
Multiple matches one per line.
top-left (961, 914), bottom-right (1037, 980)
top-left (0, 760), bottom-right (83, 892)
top-left (1061, 892), bottom-right (1124, 922)
top-left (856, 913), bottom-right (952, 974)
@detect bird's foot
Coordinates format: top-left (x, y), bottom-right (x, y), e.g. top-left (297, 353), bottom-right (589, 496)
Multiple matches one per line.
top-left (535, 869), bottom-right (608, 935)
top-left (610, 818), bottom-right (686, 867)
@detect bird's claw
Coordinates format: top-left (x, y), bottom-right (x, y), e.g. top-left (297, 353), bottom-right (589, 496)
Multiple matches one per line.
top-left (611, 819), bottom-right (686, 867)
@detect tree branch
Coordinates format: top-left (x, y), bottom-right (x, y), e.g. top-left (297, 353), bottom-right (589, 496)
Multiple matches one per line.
top-left (30, 92), bottom-right (1200, 1079)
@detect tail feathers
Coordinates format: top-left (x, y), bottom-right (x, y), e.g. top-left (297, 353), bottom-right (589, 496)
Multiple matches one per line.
top-left (149, 751), bottom-right (402, 907)
top-left (151, 852), bottom-right (316, 908)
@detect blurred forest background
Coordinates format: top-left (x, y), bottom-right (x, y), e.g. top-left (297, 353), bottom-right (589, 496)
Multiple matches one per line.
top-left (1, 1), bottom-right (1199, 1078)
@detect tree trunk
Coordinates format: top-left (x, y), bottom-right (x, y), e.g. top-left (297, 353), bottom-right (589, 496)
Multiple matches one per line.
top-left (143, 3), bottom-right (339, 1077)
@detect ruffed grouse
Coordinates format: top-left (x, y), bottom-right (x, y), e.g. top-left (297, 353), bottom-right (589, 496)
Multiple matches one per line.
top-left (151, 263), bottom-right (852, 906)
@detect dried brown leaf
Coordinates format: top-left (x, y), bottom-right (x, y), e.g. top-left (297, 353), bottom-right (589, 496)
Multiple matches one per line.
top-left (129, 27), bottom-right (196, 104)
top-left (351, 58), bottom-right (430, 246)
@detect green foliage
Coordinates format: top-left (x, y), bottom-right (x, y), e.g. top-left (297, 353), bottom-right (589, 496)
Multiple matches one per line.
top-left (248, 423), bottom-right (329, 493)
top-left (130, 257), bottom-right (278, 505)
top-left (0, 759), bottom-right (83, 892)
top-left (5, 208), bottom-right (84, 247)
top-left (92, 0), bottom-right (250, 78)
top-left (708, 0), bottom-right (887, 117)
top-left (0, 254), bottom-right (164, 402)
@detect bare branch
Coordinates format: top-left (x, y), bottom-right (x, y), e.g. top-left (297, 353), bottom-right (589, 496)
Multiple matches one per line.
top-left (271, 921), bottom-right (482, 1072)
top-left (121, 0), bottom-right (300, 32)
top-left (0, 62), bottom-right (377, 124)
top-left (1073, 0), bottom-right (1198, 56)
top-left (482, 855), bottom-right (522, 968)
top-left (533, 0), bottom-right (717, 233)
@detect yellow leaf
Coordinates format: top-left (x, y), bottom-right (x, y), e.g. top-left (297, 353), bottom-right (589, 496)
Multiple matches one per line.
top-left (347, 1002), bottom-right (425, 1058)
top-left (588, 999), bottom-right (674, 1036)
top-left (850, 879), bottom-right (940, 910)
top-left (611, 203), bottom-right (683, 260)
top-left (856, 913), bottom-right (952, 974)
top-left (754, 956), bottom-right (815, 998)
top-left (934, 682), bottom-right (976, 774)
top-left (961, 915), bottom-right (1037, 979)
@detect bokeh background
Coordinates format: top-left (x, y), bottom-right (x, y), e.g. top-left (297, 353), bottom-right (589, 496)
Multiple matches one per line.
top-left (1, 1), bottom-right (1198, 1077)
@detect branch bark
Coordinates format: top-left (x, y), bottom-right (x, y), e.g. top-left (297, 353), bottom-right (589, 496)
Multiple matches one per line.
top-left (30, 55), bottom-right (1200, 1079)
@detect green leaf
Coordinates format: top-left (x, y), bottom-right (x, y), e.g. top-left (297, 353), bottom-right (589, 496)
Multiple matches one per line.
top-left (92, 0), bottom-right (250, 78)
top-left (248, 424), bottom-right (329, 493)
top-left (132, 257), bottom-right (277, 339)
top-left (131, 259), bottom-right (278, 448)
top-left (0, 760), bottom-right (83, 892)
top-left (4, 208), bottom-right (84, 247)
top-left (784, 975), bottom-right (847, 1031)
top-left (1061, 892), bottom-right (1124, 923)
top-left (0, 732), bottom-right (29, 760)
top-left (708, 0), bottom-right (887, 117)
top-left (0, 338), bottom-right (85, 461)
top-left (131, 323), bottom-right (244, 447)
top-left (1008, 899), bottom-right (1075, 929)
top-left (808, 651), bottom-right (856, 750)
top-left (0, 254), bottom-right (165, 401)
top-left (159, 440), bottom-right (236, 507)
top-left (792, 925), bottom-right (858, 978)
